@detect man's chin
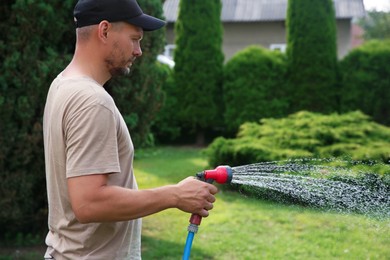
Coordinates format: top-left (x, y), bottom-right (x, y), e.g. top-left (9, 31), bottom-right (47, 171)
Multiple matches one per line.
top-left (110, 67), bottom-right (131, 77)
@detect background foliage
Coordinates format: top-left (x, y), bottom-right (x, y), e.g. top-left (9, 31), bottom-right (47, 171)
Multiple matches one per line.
top-left (223, 46), bottom-right (288, 133)
top-left (358, 10), bottom-right (390, 40)
top-left (151, 70), bottom-right (183, 143)
top-left (206, 111), bottom-right (390, 168)
top-left (0, 0), bottom-right (167, 240)
top-left (108, 0), bottom-right (168, 147)
top-left (173, 0), bottom-right (224, 144)
top-left (339, 40), bottom-right (390, 125)
top-left (286, 0), bottom-right (339, 113)
top-left (0, 0), bottom-right (75, 238)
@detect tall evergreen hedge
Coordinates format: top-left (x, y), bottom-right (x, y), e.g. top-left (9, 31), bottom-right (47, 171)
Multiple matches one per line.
top-left (339, 40), bottom-right (390, 126)
top-left (286, 0), bottom-right (339, 113)
top-left (0, 0), bottom-right (167, 239)
top-left (0, 0), bottom-right (75, 238)
top-left (223, 46), bottom-right (288, 133)
top-left (173, 0), bottom-right (224, 144)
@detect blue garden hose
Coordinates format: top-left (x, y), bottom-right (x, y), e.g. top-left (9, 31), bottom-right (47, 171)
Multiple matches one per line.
top-left (182, 230), bottom-right (195, 260)
top-left (182, 166), bottom-right (233, 259)
top-left (182, 223), bottom-right (198, 260)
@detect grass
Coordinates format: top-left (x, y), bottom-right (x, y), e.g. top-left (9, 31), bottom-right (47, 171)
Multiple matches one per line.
top-left (136, 146), bottom-right (390, 260)
top-left (1, 146), bottom-right (388, 259)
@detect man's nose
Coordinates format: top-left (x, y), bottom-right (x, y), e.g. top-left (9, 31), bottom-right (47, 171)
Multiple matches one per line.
top-left (133, 44), bottom-right (142, 57)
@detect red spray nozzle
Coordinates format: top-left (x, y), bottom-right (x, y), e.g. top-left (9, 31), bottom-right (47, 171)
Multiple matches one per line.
top-left (196, 165), bottom-right (233, 184)
top-left (190, 166), bottom-right (233, 226)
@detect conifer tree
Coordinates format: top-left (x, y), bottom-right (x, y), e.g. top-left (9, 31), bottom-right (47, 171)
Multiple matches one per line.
top-left (173, 0), bottom-right (224, 144)
top-left (286, 0), bottom-right (339, 113)
top-left (0, 0), bottom-right (167, 237)
top-left (0, 0), bottom-right (75, 237)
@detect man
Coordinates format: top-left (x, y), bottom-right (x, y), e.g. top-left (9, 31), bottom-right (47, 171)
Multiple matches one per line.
top-left (43, 0), bottom-right (218, 259)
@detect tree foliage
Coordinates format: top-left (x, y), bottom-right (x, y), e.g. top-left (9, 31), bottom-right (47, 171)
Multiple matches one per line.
top-left (286, 0), bottom-right (339, 113)
top-left (0, 0), bottom-right (75, 238)
top-left (173, 0), bottom-right (224, 144)
top-left (151, 70), bottom-right (183, 143)
top-left (358, 10), bottom-right (390, 40)
top-left (0, 0), bottom-right (167, 239)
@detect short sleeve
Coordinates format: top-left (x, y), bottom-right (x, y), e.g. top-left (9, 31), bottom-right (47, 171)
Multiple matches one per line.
top-left (65, 104), bottom-right (121, 177)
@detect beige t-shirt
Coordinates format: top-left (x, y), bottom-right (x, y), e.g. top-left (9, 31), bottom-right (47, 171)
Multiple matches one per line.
top-left (43, 74), bottom-right (141, 260)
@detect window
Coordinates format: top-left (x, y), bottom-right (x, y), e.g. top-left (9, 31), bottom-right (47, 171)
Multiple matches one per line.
top-left (157, 44), bottom-right (176, 68)
top-left (163, 44), bottom-right (176, 59)
top-left (270, 43), bottom-right (287, 53)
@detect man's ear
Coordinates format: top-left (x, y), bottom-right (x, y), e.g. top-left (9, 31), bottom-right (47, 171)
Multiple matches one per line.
top-left (98, 20), bottom-right (111, 43)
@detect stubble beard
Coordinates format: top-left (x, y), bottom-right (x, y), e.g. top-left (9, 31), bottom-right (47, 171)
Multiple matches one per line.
top-left (105, 57), bottom-right (132, 77)
top-left (106, 44), bottom-right (133, 77)
top-left (111, 66), bottom-right (131, 76)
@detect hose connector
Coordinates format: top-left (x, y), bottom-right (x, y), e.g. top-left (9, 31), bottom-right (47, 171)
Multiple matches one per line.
top-left (187, 223), bottom-right (199, 233)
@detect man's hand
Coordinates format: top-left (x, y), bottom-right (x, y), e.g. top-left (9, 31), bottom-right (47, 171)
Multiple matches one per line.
top-left (174, 177), bottom-right (219, 217)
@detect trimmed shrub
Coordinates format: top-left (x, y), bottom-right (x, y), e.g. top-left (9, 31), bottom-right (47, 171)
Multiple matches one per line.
top-left (207, 111), bottom-right (390, 212)
top-left (206, 111), bottom-right (390, 170)
top-left (339, 40), bottom-right (390, 126)
top-left (223, 46), bottom-right (288, 133)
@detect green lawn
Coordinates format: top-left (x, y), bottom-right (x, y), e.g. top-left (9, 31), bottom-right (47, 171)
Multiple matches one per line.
top-left (136, 146), bottom-right (390, 260)
top-left (1, 146), bottom-right (388, 260)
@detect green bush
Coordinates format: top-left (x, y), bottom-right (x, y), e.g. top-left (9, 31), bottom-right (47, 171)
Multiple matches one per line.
top-left (223, 46), bottom-right (288, 133)
top-left (206, 111), bottom-right (390, 169)
top-left (340, 40), bottom-right (390, 125)
top-left (207, 111), bottom-right (390, 211)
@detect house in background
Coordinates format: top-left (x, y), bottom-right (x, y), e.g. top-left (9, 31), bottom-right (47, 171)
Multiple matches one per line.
top-left (162, 0), bottom-right (366, 62)
top-left (350, 22), bottom-right (365, 48)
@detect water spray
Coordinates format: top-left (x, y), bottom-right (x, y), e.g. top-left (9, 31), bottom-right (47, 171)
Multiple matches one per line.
top-left (182, 166), bottom-right (233, 260)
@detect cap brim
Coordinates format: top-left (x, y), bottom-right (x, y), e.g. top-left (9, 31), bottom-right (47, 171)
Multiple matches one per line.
top-left (126, 14), bottom-right (166, 31)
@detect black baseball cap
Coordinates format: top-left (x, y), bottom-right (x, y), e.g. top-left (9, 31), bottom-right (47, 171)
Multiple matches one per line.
top-left (74, 0), bottom-right (166, 31)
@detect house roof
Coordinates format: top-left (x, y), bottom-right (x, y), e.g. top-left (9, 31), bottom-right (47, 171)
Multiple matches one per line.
top-left (163, 0), bottom-right (366, 23)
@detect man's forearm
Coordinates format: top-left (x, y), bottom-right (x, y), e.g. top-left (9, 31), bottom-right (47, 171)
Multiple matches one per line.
top-left (68, 174), bottom-right (217, 223)
top-left (73, 184), bottom-right (179, 223)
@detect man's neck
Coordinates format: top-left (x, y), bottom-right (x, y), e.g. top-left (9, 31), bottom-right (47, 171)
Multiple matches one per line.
top-left (62, 56), bottom-right (110, 86)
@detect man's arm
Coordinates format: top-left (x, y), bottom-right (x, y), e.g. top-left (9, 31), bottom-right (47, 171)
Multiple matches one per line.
top-left (68, 174), bottom-right (218, 223)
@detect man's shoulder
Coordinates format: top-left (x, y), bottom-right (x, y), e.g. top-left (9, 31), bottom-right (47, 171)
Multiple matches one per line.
top-left (58, 76), bottom-right (113, 105)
